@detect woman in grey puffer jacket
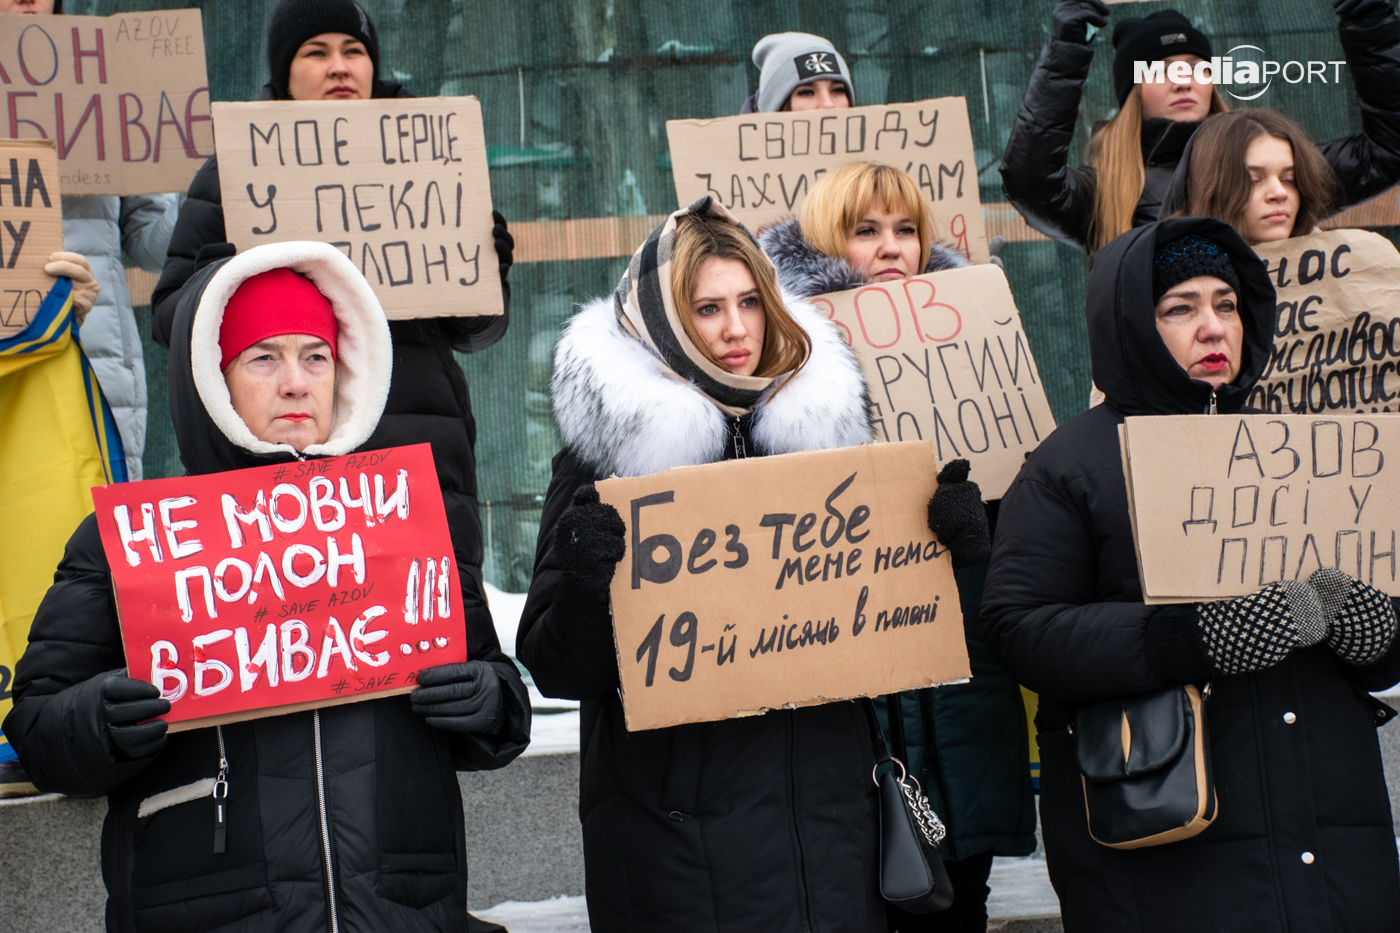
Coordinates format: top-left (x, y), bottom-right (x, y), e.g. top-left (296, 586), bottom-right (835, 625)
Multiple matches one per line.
top-left (63, 193), bottom-right (179, 481)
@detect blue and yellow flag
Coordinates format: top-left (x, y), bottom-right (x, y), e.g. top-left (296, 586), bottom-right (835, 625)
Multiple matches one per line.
top-left (0, 279), bottom-right (126, 762)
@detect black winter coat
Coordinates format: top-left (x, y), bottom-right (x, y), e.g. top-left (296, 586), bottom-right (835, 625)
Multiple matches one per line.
top-left (518, 293), bottom-right (881, 933)
top-left (5, 256), bottom-right (530, 933)
top-left (999, 3), bottom-right (1400, 253)
top-left (756, 221), bottom-right (1036, 862)
top-left (982, 217), bottom-right (1400, 931)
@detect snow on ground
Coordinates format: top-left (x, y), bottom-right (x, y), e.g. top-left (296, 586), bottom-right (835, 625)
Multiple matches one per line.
top-left (476, 858), bottom-right (1064, 932)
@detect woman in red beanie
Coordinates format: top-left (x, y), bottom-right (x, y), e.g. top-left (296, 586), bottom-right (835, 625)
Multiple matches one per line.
top-left (5, 242), bottom-right (531, 933)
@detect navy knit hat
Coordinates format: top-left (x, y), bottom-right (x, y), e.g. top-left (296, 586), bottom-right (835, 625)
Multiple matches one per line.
top-left (1152, 234), bottom-right (1239, 304)
top-left (267, 0), bottom-right (380, 100)
top-left (1112, 10), bottom-right (1212, 106)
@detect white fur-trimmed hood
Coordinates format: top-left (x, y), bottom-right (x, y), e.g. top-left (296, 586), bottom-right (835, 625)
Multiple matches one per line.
top-left (551, 294), bottom-right (873, 478)
top-left (191, 242), bottom-right (393, 458)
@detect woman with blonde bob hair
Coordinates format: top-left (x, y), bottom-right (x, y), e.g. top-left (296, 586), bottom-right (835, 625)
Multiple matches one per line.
top-left (763, 166), bottom-right (1038, 932)
top-left (760, 161), bottom-right (968, 298)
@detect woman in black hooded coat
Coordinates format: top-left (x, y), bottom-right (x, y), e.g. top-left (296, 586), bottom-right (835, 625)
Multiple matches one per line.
top-left (150, 0), bottom-right (511, 633)
top-left (5, 243), bottom-right (530, 933)
top-left (981, 216), bottom-right (1400, 931)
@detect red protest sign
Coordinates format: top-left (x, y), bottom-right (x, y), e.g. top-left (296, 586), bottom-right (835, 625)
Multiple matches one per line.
top-left (91, 443), bottom-right (465, 732)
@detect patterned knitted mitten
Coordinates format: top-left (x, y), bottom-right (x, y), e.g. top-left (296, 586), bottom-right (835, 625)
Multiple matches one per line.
top-left (1310, 568), bottom-right (1398, 666)
top-left (1195, 581), bottom-right (1325, 675)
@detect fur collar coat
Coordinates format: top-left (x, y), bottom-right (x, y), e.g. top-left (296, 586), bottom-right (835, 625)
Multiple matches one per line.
top-left (551, 294), bottom-right (872, 478)
top-left (758, 217), bottom-right (968, 299)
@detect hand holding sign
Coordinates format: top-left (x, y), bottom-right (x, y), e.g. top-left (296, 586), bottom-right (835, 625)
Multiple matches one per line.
top-left (93, 443), bottom-right (467, 731)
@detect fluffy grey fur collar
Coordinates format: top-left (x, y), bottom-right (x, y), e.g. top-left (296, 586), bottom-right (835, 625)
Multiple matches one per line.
top-left (552, 295), bottom-right (872, 478)
top-left (758, 217), bottom-right (968, 299)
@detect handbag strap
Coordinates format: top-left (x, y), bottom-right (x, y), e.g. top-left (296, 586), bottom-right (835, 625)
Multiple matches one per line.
top-left (860, 697), bottom-right (894, 767)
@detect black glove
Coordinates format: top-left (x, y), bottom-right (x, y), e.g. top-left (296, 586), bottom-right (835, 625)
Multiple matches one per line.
top-left (1310, 568), bottom-right (1398, 665)
top-left (554, 484), bottom-right (627, 602)
top-left (927, 459), bottom-right (991, 570)
top-left (492, 210), bottom-right (514, 286)
top-left (411, 661), bottom-right (505, 734)
top-left (1051, 0), bottom-right (1109, 44)
top-left (101, 671), bottom-right (171, 759)
top-left (1334, 0), bottom-right (1396, 28)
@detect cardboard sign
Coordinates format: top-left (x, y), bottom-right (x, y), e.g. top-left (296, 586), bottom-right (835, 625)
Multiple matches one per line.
top-left (666, 98), bottom-right (989, 262)
top-left (811, 264), bottom-right (1055, 500)
top-left (0, 11), bottom-right (210, 196)
top-left (92, 444), bottom-right (466, 731)
top-left (0, 138), bottom-right (61, 340)
top-left (214, 97), bottom-right (502, 320)
top-left (596, 441), bottom-right (970, 732)
top-left (1251, 230), bottom-right (1400, 415)
top-left (1121, 415), bottom-right (1400, 603)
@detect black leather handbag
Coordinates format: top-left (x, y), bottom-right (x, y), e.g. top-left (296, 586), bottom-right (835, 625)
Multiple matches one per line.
top-left (861, 698), bottom-right (955, 914)
top-left (1072, 683), bottom-right (1217, 849)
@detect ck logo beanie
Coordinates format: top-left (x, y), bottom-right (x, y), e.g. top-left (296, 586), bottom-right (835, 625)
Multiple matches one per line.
top-left (752, 32), bottom-right (855, 113)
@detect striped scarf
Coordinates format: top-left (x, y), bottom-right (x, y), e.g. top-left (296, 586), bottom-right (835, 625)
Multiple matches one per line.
top-left (613, 197), bottom-right (779, 417)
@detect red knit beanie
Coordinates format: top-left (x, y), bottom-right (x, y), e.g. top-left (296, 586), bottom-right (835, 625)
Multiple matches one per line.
top-left (219, 268), bottom-right (339, 371)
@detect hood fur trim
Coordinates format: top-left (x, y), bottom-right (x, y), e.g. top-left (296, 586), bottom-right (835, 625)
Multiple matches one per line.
top-left (553, 294), bottom-right (872, 478)
top-left (190, 242), bottom-right (393, 458)
top-left (758, 217), bottom-right (969, 300)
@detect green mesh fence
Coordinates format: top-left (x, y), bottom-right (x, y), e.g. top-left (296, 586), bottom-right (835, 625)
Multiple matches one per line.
top-left (93, 0), bottom-right (1400, 591)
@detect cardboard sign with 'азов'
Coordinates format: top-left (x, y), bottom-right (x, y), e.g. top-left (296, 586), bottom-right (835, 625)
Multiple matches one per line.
top-left (213, 97), bottom-right (502, 320)
top-left (1251, 230), bottom-right (1400, 414)
top-left (0, 139), bottom-right (63, 340)
top-left (597, 441), bottom-right (970, 732)
top-left (1121, 415), bottom-right (1400, 603)
top-left (1, 11), bottom-right (211, 196)
top-left (812, 264), bottom-right (1056, 500)
top-left (666, 97), bottom-right (988, 262)
top-left (92, 444), bottom-right (465, 731)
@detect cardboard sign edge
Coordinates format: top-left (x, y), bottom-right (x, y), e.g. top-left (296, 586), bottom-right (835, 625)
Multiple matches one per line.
top-left (166, 684), bottom-right (416, 733)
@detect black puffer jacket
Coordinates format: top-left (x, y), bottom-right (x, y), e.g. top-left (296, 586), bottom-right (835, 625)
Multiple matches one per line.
top-left (5, 248), bottom-right (529, 933)
top-left (982, 217), bottom-right (1400, 931)
top-left (757, 219), bottom-right (1036, 864)
top-left (518, 285), bottom-right (879, 932)
top-left (999, 1), bottom-right (1400, 253)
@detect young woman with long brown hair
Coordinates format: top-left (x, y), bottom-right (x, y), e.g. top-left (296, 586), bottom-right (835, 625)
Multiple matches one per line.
top-left (1161, 109), bottom-right (1356, 246)
top-left (1001, 0), bottom-right (1400, 256)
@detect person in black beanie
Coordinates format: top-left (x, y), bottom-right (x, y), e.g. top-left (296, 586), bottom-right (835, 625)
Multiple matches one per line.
top-left (1001, 0), bottom-right (1400, 258)
top-left (982, 217), bottom-right (1400, 932)
top-left (1001, 2), bottom-right (1226, 255)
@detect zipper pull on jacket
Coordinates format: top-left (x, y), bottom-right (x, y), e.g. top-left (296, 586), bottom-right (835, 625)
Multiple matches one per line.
top-left (730, 417), bottom-right (747, 459)
top-left (213, 725), bottom-right (229, 854)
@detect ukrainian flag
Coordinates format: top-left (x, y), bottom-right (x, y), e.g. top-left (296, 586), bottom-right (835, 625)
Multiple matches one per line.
top-left (0, 278), bottom-right (125, 762)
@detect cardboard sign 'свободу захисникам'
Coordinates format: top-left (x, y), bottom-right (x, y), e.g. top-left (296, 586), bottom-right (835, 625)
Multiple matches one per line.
top-left (598, 441), bottom-right (970, 732)
top-left (666, 97), bottom-right (988, 262)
